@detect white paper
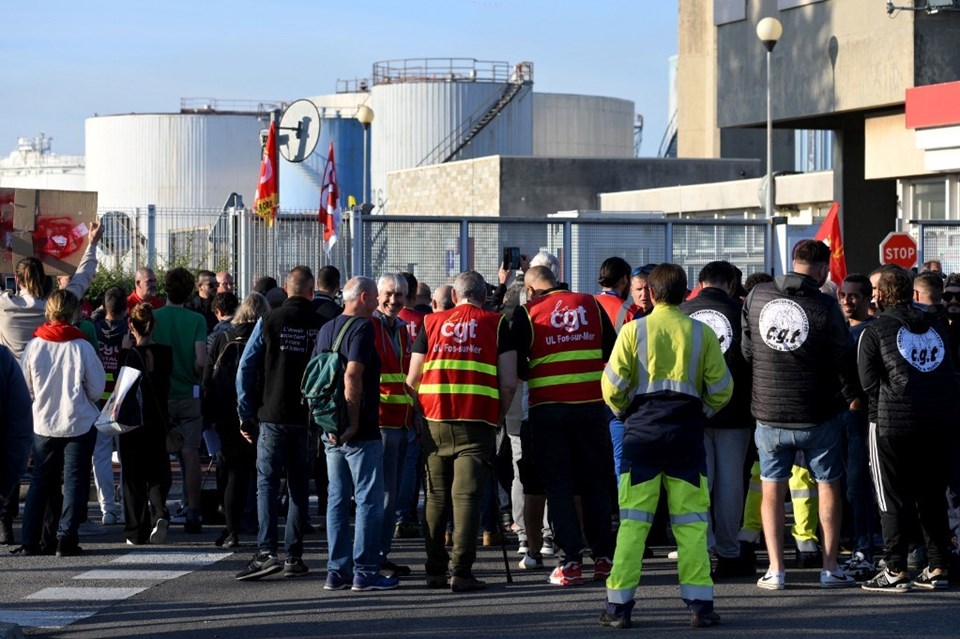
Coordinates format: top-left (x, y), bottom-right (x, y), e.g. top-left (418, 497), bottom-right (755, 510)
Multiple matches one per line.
top-left (95, 365), bottom-right (143, 434)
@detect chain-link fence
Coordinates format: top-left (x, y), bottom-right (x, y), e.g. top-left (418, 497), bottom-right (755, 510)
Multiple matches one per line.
top-left (916, 221), bottom-right (960, 274)
top-left (89, 208), bottom-right (770, 296)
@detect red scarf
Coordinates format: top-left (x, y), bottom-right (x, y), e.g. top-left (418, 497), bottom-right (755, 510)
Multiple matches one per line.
top-left (34, 322), bottom-right (86, 342)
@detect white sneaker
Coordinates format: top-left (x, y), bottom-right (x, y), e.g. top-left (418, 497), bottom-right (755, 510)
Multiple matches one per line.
top-left (667, 550), bottom-right (679, 560)
top-left (757, 571), bottom-right (786, 590)
top-left (518, 554), bottom-right (544, 570)
top-left (842, 552), bottom-right (876, 581)
top-left (517, 539), bottom-right (529, 556)
top-left (820, 568), bottom-right (857, 589)
top-left (150, 518), bottom-right (169, 544)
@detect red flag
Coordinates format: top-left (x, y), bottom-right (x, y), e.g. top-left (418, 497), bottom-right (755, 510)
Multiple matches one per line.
top-left (814, 201), bottom-right (846, 285)
top-left (254, 121), bottom-right (279, 227)
top-left (318, 142), bottom-right (339, 256)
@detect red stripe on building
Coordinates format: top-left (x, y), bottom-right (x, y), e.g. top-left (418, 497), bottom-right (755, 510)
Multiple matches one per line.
top-left (906, 81), bottom-right (960, 129)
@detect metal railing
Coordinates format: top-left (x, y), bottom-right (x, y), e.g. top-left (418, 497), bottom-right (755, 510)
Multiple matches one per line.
top-left (87, 207), bottom-right (771, 298)
top-left (372, 58), bottom-right (513, 85)
top-left (913, 220), bottom-right (960, 273)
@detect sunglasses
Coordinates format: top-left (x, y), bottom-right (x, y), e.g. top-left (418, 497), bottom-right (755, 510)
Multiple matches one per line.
top-left (943, 291), bottom-right (960, 302)
top-left (631, 264), bottom-right (657, 278)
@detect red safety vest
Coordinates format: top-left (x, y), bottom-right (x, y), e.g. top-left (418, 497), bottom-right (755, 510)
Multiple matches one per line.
top-left (595, 291), bottom-right (638, 334)
top-left (372, 315), bottom-right (413, 429)
top-left (418, 304), bottom-right (503, 427)
top-left (398, 307), bottom-right (428, 350)
top-left (524, 290), bottom-right (605, 407)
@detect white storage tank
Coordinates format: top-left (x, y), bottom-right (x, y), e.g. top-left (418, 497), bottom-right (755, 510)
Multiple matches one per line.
top-left (368, 59), bottom-right (534, 209)
top-left (85, 112), bottom-right (263, 211)
top-left (532, 93), bottom-right (635, 158)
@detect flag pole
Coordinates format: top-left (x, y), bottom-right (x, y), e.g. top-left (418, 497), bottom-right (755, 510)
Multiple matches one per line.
top-left (272, 108), bottom-right (281, 278)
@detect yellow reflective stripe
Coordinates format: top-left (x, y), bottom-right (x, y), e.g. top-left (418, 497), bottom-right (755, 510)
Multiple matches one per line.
top-left (379, 393), bottom-right (414, 405)
top-left (527, 371), bottom-right (602, 389)
top-left (418, 383), bottom-right (500, 399)
top-left (105, 373), bottom-right (116, 381)
top-left (423, 359), bottom-right (498, 376)
top-left (528, 348), bottom-right (602, 369)
top-left (380, 373), bottom-right (406, 383)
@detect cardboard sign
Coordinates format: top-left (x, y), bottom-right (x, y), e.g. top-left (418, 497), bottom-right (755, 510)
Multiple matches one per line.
top-left (1, 188), bottom-right (97, 277)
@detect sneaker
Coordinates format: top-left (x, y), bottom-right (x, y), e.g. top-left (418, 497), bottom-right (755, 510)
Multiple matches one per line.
top-left (540, 536), bottom-right (555, 556)
top-left (549, 561), bottom-right (585, 586)
top-left (450, 575), bottom-right (486, 592)
top-left (841, 552), bottom-right (876, 581)
top-left (380, 560), bottom-right (411, 577)
top-left (150, 519), bottom-right (169, 544)
top-left (517, 537), bottom-right (529, 556)
top-left (912, 566), bottom-right (949, 590)
top-left (861, 568), bottom-right (912, 593)
top-left (593, 556), bottom-right (612, 581)
top-left (756, 571), bottom-right (785, 590)
top-left (55, 540), bottom-right (82, 557)
top-left (234, 553), bottom-right (282, 581)
top-left (352, 571), bottom-right (399, 591)
top-left (483, 530), bottom-right (502, 547)
top-left (214, 530), bottom-right (239, 549)
top-left (283, 557), bottom-right (308, 578)
top-left (519, 553), bottom-right (544, 570)
top-left (0, 521), bottom-right (13, 545)
top-left (102, 512), bottom-right (118, 526)
top-left (795, 548), bottom-right (822, 569)
top-left (820, 568), bottom-right (856, 589)
top-left (599, 600), bottom-right (635, 630)
top-left (425, 573), bottom-right (448, 589)
top-left (690, 610), bottom-right (721, 628)
top-left (394, 522), bottom-right (421, 539)
top-left (324, 570), bottom-right (349, 591)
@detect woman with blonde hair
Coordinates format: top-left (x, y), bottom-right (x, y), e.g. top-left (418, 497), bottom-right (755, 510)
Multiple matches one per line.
top-left (17, 289), bottom-right (105, 556)
top-left (119, 303), bottom-right (174, 545)
top-left (203, 292), bottom-right (271, 547)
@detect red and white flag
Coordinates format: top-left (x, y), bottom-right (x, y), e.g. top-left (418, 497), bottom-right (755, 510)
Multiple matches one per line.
top-left (318, 142), bottom-right (339, 256)
top-left (254, 121), bottom-right (279, 227)
top-left (814, 201), bottom-right (847, 285)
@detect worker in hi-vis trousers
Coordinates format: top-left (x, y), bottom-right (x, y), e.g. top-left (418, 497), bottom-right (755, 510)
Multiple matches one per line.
top-left (738, 456), bottom-right (821, 564)
top-left (598, 264), bottom-right (732, 630)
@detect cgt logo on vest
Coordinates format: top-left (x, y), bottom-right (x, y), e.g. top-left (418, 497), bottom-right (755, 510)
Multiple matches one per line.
top-left (896, 326), bottom-right (944, 373)
top-left (441, 319), bottom-right (478, 344)
top-left (550, 301), bottom-right (589, 333)
top-left (758, 298), bottom-right (810, 352)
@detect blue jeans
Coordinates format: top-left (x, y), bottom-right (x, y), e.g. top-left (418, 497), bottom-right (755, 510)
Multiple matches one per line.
top-left (395, 427), bottom-right (421, 525)
top-left (842, 409), bottom-right (875, 557)
top-left (380, 428), bottom-right (407, 560)
top-left (704, 427), bottom-right (751, 559)
top-left (606, 406), bottom-right (624, 477)
top-left (325, 438), bottom-right (384, 575)
top-left (755, 416), bottom-right (843, 483)
top-left (22, 427), bottom-right (97, 549)
top-left (256, 423), bottom-right (312, 558)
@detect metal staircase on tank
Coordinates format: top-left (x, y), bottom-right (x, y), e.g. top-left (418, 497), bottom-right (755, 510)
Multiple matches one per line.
top-left (417, 61), bottom-right (534, 167)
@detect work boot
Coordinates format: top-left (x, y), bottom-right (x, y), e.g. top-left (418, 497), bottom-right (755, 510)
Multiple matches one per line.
top-left (599, 600), bottom-right (635, 630)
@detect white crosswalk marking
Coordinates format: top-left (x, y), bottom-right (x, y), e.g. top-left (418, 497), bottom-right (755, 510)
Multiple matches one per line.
top-left (27, 587), bottom-right (148, 601)
top-left (0, 610), bottom-right (98, 629)
top-left (74, 569), bottom-right (190, 581)
top-left (110, 551), bottom-right (231, 566)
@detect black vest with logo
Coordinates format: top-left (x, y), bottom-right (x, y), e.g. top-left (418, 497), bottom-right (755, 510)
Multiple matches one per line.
top-left (866, 307), bottom-right (957, 435)
top-left (681, 287), bottom-right (751, 429)
top-left (745, 275), bottom-right (841, 427)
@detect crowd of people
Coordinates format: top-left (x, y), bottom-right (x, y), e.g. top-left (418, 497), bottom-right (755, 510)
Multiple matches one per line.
top-left (3, 226), bottom-right (960, 630)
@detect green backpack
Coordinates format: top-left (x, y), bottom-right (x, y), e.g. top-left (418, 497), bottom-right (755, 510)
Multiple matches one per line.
top-left (301, 317), bottom-right (358, 438)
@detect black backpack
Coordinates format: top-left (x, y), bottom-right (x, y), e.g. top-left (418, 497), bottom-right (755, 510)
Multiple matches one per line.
top-left (211, 333), bottom-right (249, 402)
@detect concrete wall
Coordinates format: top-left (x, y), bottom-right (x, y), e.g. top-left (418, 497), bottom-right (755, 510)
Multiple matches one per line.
top-left (678, 0), bottom-right (721, 158)
top-left (387, 156), bottom-right (761, 217)
top-left (864, 113), bottom-right (930, 180)
top-left (915, 13), bottom-right (960, 88)
top-left (715, 0), bottom-right (914, 129)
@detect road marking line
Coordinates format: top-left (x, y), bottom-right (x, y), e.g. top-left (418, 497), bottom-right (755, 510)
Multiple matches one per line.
top-left (110, 551), bottom-right (231, 566)
top-left (74, 569), bottom-right (190, 581)
top-left (0, 609), bottom-right (98, 629)
top-left (26, 587), bottom-right (148, 601)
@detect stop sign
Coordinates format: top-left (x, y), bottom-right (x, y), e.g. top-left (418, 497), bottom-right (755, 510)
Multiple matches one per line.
top-left (879, 232), bottom-right (918, 268)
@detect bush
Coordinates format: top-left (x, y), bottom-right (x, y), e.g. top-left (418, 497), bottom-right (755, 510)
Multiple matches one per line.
top-left (85, 265), bottom-right (135, 308)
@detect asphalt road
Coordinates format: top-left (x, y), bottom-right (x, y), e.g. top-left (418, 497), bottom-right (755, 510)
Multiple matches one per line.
top-left (3, 509), bottom-right (959, 639)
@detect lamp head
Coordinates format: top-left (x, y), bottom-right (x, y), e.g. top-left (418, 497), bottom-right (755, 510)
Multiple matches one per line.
top-left (756, 17), bottom-right (783, 52)
top-left (356, 104), bottom-right (375, 127)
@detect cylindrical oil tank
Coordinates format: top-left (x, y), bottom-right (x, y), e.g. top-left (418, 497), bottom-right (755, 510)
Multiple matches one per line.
top-left (532, 93), bottom-right (635, 158)
top-left (85, 113), bottom-right (263, 211)
top-left (369, 77), bottom-right (533, 209)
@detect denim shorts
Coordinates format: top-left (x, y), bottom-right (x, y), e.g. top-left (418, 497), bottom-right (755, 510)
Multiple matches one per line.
top-left (754, 416), bottom-right (842, 483)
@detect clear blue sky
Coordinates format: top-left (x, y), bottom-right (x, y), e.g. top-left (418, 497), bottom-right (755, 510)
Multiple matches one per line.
top-left (2, 1), bottom-right (677, 157)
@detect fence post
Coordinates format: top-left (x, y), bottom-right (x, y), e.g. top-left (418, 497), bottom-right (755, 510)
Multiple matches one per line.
top-left (563, 220), bottom-right (572, 286)
top-left (763, 219), bottom-right (774, 275)
top-left (133, 207), bottom-right (141, 273)
top-left (350, 208), bottom-right (364, 278)
top-left (460, 220), bottom-right (470, 273)
top-left (146, 205), bottom-right (156, 271)
top-left (665, 221), bottom-right (674, 264)
top-left (916, 222), bottom-right (925, 269)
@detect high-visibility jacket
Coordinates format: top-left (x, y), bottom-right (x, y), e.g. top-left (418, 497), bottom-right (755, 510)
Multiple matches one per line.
top-left (372, 312), bottom-right (413, 429)
top-left (522, 290), bottom-right (604, 407)
top-left (398, 307), bottom-right (428, 349)
top-left (595, 291), bottom-right (639, 334)
top-left (418, 303), bottom-right (503, 427)
top-left (602, 304), bottom-right (732, 477)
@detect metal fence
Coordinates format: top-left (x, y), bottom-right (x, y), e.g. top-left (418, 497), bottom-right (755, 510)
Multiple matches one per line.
top-left (91, 207), bottom-right (770, 297)
top-left (915, 220), bottom-right (960, 274)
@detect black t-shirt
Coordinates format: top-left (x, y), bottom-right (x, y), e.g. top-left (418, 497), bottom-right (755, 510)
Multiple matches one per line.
top-left (314, 315), bottom-right (381, 441)
top-left (411, 312), bottom-right (516, 355)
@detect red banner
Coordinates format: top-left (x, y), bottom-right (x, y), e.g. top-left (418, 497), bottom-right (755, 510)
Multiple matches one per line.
top-left (318, 142), bottom-right (339, 256)
top-left (254, 121), bottom-right (279, 227)
top-left (814, 201), bottom-right (846, 285)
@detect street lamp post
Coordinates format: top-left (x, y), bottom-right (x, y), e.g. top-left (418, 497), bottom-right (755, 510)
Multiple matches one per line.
top-left (757, 17), bottom-right (782, 221)
top-left (356, 105), bottom-right (375, 205)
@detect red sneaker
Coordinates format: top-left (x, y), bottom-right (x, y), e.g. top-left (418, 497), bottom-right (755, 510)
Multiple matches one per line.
top-left (549, 561), bottom-right (585, 586)
top-left (593, 556), bottom-right (612, 581)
